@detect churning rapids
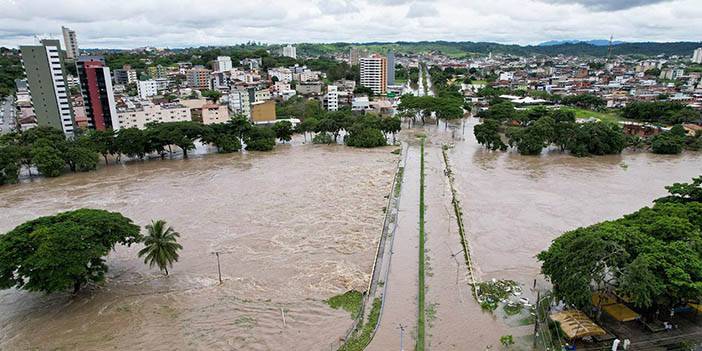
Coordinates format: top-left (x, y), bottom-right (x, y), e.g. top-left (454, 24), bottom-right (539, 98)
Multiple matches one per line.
top-left (0, 143), bottom-right (397, 350)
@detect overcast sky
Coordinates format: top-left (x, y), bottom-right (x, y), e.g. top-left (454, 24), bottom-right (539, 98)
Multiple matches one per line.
top-left (0, 0), bottom-right (700, 49)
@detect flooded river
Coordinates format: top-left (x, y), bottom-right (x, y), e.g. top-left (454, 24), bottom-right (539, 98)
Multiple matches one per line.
top-left (0, 118), bottom-right (699, 350)
top-left (449, 118), bottom-right (701, 291)
top-left (0, 144), bottom-right (397, 350)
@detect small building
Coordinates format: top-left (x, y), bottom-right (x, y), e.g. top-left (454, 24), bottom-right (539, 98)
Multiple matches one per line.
top-left (200, 103), bottom-right (230, 125)
top-left (296, 82), bottom-right (323, 96)
top-left (621, 122), bottom-right (662, 138)
top-left (250, 100), bottom-right (276, 123)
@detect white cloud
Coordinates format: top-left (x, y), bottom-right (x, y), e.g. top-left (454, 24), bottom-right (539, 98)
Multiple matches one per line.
top-left (0, 0), bottom-right (698, 48)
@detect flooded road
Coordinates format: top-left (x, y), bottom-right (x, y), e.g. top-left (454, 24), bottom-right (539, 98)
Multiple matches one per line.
top-left (0, 144), bottom-right (397, 350)
top-left (367, 145), bottom-right (420, 351)
top-left (423, 146), bottom-right (508, 350)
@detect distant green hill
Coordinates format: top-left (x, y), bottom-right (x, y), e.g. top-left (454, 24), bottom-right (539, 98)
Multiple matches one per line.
top-left (297, 41), bottom-right (701, 58)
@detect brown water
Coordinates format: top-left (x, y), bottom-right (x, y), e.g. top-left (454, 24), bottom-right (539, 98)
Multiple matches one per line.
top-left (370, 119), bottom-right (700, 350)
top-left (450, 118), bottom-right (701, 293)
top-left (423, 145), bottom-right (510, 350)
top-left (0, 144), bottom-right (397, 350)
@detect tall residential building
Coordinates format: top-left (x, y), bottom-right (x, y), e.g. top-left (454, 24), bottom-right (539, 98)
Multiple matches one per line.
top-left (61, 26), bottom-right (79, 60)
top-left (76, 56), bottom-right (119, 130)
top-left (187, 66), bottom-right (212, 90)
top-left (349, 47), bottom-right (368, 66)
top-left (360, 54), bottom-right (388, 95)
top-left (387, 50), bottom-right (395, 86)
top-left (20, 39), bottom-right (75, 135)
top-left (213, 56), bottom-right (233, 72)
top-left (138, 80), bottom-right (159, 99)
top-left (693, 48), bottom-right (702, 64)
top-left (147, 65), bottom-right (167, 79)
top-left (113, 65), bottom-right (138, 85)
top-left (282, 45), bottom-right (297, 59)
top-left (324, 85), bottom-right (339, 111)
top-left (228, 89), bottom-right (251, 118)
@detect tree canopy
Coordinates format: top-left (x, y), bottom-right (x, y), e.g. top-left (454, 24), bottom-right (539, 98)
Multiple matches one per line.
top-left (538, 176), bottom-right (702, 314)
top-left (0, 209), bottom-right (141, 293)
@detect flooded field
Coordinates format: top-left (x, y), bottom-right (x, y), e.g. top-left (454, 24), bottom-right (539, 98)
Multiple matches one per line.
top-left (0, 144), bottom-right (397, 350)
top-left (450, 118), bottom-right (702, 292)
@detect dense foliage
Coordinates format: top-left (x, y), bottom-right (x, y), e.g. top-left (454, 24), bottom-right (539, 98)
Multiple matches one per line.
top-left (0, 49), bottom-right (23, 98)
top-left (651, 124), bottom-right (687, 154)
top-left (0, 127), bottom-right (101, 183)
top-left (474, 107), bottom-right (625, 156)
top-left (0, 117), bottom-right (286, 185)
top-left (398, 94), bottom-right (464, 125)
top-left (0, 209), bottom-right (141, 293)
top-left (538, 176), bottom-right (702, 315)
top-left (622, 102), bottom-right (701, 125)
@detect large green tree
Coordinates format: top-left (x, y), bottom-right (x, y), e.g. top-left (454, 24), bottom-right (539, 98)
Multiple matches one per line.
top-left (538, 177), bottom-right (702, 315)
top-left (0, 209), bottom-right (141, 293)
top-left (474, 119), bottom-right (507, 151)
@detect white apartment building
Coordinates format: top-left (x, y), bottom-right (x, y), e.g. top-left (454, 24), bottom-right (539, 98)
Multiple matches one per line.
top-left (116, 102), bottom-right (192, 129)
top-left (499, 72), bottom-right (515, 81)
top-left (282, 45), bottom-right (297, 59)
top-left (268, 67), bottom-right (293, 83)
top-left (693, 48), bottom-right (702, 64)
top-left (61, 26), bottom-right (79, 60)
top-left (360, 55), bottom-right (387, 95)
top-left (325, 85), bottom-right (339, 111)
top-left (228, 89), bottom-right (251, 117)
top-left (352, 96), bottom-right (370, 111)
top-left (213, 56), bottom-right (233, 72)
top-left (138, 80), bottom-right (159, 99)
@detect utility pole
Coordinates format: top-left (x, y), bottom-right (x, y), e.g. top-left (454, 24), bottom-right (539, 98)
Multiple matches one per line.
top-left (215, 252), bottom-right (222, 284)
top-left (533, 290), bottom-right (540, 349)
top-left (399, 324), bottom-right (405, 351)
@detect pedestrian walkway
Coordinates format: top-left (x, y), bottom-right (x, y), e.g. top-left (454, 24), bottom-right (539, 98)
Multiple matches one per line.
top-left (366, 146), bottom-right (421, 351)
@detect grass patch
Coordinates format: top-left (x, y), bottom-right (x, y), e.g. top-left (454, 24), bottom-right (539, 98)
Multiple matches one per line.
top-left (394, 167), bottom-right (404, 197)
top-left (565, 107), bottom-right (622, 124)
top-left (338, 298), bottom-right (382, 351)
top-left (327, 290), bottom-right (363, 319)
top-left (503, 302), bottom-right (524, 316)
top-left (417, 139), bottom-right (426, 351)
top-left (477, 280), bottom-right (521, 312)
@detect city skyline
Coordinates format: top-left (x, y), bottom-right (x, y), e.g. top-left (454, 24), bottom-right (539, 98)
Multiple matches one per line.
top-left (1, 0), bottom-right (700, 49)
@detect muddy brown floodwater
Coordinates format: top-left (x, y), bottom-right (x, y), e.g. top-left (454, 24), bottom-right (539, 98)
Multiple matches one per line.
top-left (450, 117), bottom-right (702, 293)
top-left (0, 144), bottom-right (396, 350)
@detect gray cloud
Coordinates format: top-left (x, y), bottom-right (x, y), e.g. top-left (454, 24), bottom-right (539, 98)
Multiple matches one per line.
top-left (544, 0), bottom-right (674, 11)
top-left (406, 2), bottom-right (439, 18)
top-left (0, 0), bottom-right (697, 48)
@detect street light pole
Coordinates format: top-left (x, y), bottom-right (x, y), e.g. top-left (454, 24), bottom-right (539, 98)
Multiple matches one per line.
top-left (215, 252), bottom-right (222, 284)
top-left (399, 324), bottom-right (405, 351)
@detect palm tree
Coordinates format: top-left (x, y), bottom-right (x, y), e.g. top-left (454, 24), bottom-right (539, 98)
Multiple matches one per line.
top-left (138, 220), bottom-right (183, 275)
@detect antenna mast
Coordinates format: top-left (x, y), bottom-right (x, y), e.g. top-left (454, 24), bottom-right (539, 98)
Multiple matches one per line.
top-left (607, 35), bottom-right (614, 61)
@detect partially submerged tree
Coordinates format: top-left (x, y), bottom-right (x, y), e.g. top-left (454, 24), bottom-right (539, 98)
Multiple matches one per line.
top-left (138, 220), bottom-right (182, 276)
top-left (0, 209), bottom-right (141, 293)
